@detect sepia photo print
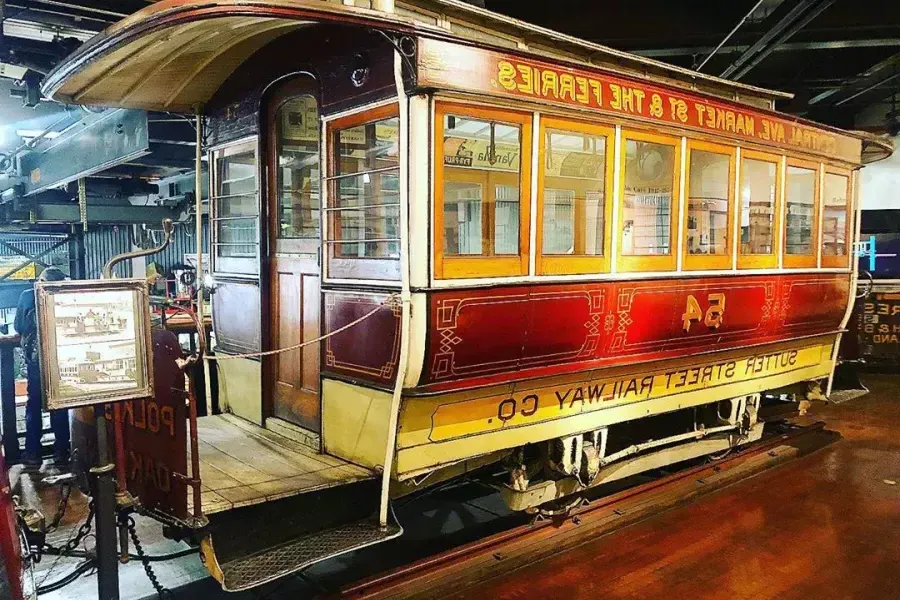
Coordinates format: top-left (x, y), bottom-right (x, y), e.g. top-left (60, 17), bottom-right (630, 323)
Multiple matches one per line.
top-left (36, 279), bottom-right (154, 409)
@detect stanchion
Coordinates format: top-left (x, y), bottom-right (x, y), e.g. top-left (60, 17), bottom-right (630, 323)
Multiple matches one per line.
top-left (91, 405), bottom-right (120, 600)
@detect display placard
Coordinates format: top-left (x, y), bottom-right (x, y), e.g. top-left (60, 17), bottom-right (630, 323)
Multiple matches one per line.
top-left (36, 279), bottom-right (154, 409)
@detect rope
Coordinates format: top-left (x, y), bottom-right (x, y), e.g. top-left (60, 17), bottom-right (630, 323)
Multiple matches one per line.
top-left (204, 293), bottom-right (401, 361)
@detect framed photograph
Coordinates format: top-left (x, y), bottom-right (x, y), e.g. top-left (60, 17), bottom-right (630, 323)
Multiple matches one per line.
top-left (36, 279), bottom-right (154, 410)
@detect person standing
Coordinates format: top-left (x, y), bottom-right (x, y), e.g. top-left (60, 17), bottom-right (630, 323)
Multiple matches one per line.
top-left (13, 267), bottom-right (70, 469)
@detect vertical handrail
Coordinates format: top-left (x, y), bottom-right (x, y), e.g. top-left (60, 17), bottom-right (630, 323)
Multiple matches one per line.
top-left (378, 49), bottom-right (412, 528)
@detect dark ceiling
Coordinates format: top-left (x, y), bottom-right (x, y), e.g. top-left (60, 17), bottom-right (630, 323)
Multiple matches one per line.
top-left (486, 0), bottom-right (900, 132)
top-left (2, 0), bottom-right (899, 131)
top-left (0, 0), bottom-right (898, 225)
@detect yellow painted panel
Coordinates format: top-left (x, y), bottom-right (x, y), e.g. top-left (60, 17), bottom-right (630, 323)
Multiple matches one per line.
top-left (322, 378), bottom-right (391, 470)
top-left (216, 357), bottom-right (262, 426)
top-left (396, 338), bottom-right (834, 477)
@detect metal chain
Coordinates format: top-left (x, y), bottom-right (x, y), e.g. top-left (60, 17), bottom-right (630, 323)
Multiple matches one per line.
top-left (42, 500), bottom-right (95, 556)
top-left (127, 516), bottom-right (172, 599)
top-left (46, 482), bottom-right (73, 532)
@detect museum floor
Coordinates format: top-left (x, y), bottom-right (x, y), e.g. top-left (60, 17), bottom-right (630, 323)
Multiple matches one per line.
top-left (12, 373), bottom-right (900, 600)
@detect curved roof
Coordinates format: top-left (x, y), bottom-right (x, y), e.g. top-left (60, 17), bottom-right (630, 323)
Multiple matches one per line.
top-left (43, 0), bottom-right (793, 114)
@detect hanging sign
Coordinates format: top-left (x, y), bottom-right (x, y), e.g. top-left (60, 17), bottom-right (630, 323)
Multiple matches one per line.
top-left (418, 38), bottom-right (860, 164)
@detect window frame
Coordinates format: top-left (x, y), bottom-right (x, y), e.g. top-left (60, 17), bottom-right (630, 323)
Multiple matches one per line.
top-left (737, 148), bottom-right (783, 270)
top-left (268, 90), bottom-right (321, 256)
top-left (783, 156), bottom-right (821, 269)
top-left (682, 139), bottom-right (736, 271)
top-left (210, 138), bottom-right (261, 277)
top-left (617, 128), bottom-right (682, 273)
top-left (820, 166), bottom-right (853, 268)
top-left (433, 102), bottom-right (533, 279)
top-left (536, 116), bottom-right (615, 275)
top-left (325, 102), bottom-right (402, 282)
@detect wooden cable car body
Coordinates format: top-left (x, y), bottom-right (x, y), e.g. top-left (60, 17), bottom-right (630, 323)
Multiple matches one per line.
top-left (43, 0), bottom-right (893, 590)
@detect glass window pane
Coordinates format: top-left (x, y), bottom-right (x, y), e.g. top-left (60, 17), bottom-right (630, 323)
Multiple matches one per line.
top-left (542, 129), bottom-right (607, 256)
top-left (216, 218), bottom-right (257, 257)
top-left (327, 113), bottom-right (401, 276)
top-left (822, 173), bottom-right (849, 256)
top-left (621, 139), bottom-right (675, 256)
top-left (335, 117), bottom-right (399, 176)
top-left (740, 158), bottom-right (776, 255)
top-left (786, 166), bottom-right (817, 255)
top-left (216, 149), bottom-right (257, 217)
top-left (333, 172), bottom-right (400, 209)
top-left (444, 181), bottom-right (484, 255)
top-left (686, 149), bottom-right (730, 256)
top-left (218, 151), bottom-right (255, 197)
top-left (214, 146), bottom-right (259, 273)
top-left (328, 205), bottom-right (400, 258)
top-left (275, 96), bottom-right (320, 239)
top-left (442, 115), bottom-right (522, 257)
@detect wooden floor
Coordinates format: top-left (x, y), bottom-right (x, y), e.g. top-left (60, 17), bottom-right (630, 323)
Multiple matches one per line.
top-left (193, 414), bottom-right (372, 514)
top-left (464, 374), bottom-right (900, 600)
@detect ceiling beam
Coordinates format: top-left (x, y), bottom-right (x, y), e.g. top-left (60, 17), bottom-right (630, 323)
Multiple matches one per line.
top-left (719, 0), bottom-right (820, 77)
top-left (809, 51), bottom-right (900, 106)
top-left (727, 0), bottom-right (838, 80)
top-left (635, 38), bottom-right (900, 58)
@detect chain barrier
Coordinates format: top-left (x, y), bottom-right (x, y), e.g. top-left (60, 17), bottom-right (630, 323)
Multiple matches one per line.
top-left (40, 499), bottom-right (95, 559)
top-left (127, 515), bottom-right (173, 599)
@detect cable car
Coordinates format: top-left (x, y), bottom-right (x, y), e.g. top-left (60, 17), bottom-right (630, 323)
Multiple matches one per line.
top-left (42, 0), bottom-right (893, 591)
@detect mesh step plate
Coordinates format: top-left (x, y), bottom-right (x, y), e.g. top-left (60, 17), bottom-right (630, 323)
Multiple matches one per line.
top-left (828, 387), bottom-right (869, 405)
top-left (220, 518), bottom-right (402, 591)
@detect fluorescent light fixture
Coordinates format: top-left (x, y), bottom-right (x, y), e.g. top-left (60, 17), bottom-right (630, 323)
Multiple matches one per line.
top-left (0, 63), bottom-right (28, 80)
top-left (16, 129), bottom-right (62, 140)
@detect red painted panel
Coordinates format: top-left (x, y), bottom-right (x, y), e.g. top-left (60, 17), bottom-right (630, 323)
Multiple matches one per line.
top-left (523, 288), bottom-right (597, 367)
top-left (323, 292), bottom-right (401, 388)
top-left (421, 273), bottom-right (849, 391)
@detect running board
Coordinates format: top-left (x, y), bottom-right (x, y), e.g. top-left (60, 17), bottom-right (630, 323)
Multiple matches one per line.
top-left (199, 479), bottom-right (402, 591)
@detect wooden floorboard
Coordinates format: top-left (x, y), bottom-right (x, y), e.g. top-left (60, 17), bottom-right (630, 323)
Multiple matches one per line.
top-left (195, 414), bottom-right (374, 514)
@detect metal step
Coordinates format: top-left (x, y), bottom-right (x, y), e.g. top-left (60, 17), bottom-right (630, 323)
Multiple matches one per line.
top-left (218, 517), bottom-right (402, 591)
top-left (201, 478), bottom-right (402, 591)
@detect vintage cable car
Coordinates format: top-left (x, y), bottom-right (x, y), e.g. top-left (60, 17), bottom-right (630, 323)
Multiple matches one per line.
top-left (42, 0), bottom-right (892, 591)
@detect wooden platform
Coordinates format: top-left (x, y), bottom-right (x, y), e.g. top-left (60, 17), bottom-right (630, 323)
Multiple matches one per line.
top-left (193, 414), bottom-right (373, 514)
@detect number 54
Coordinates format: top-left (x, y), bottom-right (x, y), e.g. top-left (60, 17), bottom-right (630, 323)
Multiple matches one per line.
top-left (682, 293), bottom-right (725, 332)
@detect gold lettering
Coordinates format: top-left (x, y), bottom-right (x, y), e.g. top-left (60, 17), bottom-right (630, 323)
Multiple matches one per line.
top-left (725, 111), bottom-right (735, 133)
top-left (649, 93), bottom-right (663, 118)
top-left (516, 64), bottom-right (533, 94)
top-left (575, 76), bottom-right (589, 104)
top-left (610, 84), bottom-right (622, 110)
top-left (497, 61), bottom-right (517, 91)
top-left (633, 88), bottom-right (646, 113)
top-left (541, 69), bottom-right (559, 99)
top-left (589, 79), bottom-right (602, 106)
top-left (559, 74), bottom-right (576, 101)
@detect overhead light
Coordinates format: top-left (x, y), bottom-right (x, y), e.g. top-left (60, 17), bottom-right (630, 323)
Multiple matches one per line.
top-left (16, 129), bottom-right (62, 140)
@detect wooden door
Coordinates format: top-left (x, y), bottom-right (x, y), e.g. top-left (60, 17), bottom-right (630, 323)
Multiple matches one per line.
top-left (266, 76), bottom-right (322, 432)
top-left (271, 257), bottom-right (320, 428)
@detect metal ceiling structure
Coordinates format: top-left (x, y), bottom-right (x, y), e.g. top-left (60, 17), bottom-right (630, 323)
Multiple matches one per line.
top-left (0, 0), bottom-right (898, 233)
top-left (488, 0), bottom-right (900, 132)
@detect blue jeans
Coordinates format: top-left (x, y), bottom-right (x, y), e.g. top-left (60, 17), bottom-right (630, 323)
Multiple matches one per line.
top-left (24, 360), bottom-right (70, 457)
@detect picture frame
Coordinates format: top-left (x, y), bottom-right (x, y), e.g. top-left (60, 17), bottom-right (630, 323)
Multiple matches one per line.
top-left (36, 278), bottom-right (154, 410)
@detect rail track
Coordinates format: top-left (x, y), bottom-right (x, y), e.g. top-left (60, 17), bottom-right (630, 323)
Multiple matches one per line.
top-left (338, 421), bottom-right (837, 600)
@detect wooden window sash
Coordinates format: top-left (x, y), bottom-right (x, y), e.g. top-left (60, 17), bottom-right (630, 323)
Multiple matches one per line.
top-left (617, 129), bottom-right (682, 273)
top-left (325, 103), bottom-right (401, 279)
top-left (737, 148), bottom-right (782, 270)
top-left (682, 139), bottom-right (736, 271)
top-left (821, 166), bottom-right (853, 269)
top-left (536, 116), bottom-right (615, 276)
top-left (434, 102), bottom-right (532, 279)
top-left (783, 156), bottom-right (820, 269)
